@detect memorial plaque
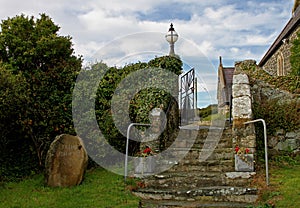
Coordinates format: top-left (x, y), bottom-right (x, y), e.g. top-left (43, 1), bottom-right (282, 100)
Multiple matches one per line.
top-left (235, 154), bottom-right (254, 172)
top-left (45, 134), bottom-right (88, 187)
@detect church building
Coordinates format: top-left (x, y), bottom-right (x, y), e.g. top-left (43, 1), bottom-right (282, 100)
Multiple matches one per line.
top-left (259, 0), bottom-right (300, 76)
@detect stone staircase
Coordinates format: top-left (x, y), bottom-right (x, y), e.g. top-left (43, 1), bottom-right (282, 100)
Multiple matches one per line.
top-left (133, 124), bottom-right (258, 208)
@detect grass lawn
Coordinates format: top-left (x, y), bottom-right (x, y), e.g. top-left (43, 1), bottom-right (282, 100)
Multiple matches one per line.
top-left (255, 158), bottom-right (300, 208)
top-left (0, 168), bottom-right (140, 208)
top-left (1, 160), bottom-right (300, 208)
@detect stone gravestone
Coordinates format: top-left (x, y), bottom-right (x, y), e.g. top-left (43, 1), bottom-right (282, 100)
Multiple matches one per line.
top-left (45, 134), bottom-right (88, 187)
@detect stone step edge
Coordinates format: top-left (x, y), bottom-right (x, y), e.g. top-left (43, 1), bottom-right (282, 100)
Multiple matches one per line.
top-left (133, 186), bottom-right (258, 204)
top-left (140, 199), bottom-right (252, 208)
top-left (168, 147), bottom-right (234, 152)
top-left (134, 186), bottom-right (258, 196)
top-left (144, 171), bottom-right (255, 180)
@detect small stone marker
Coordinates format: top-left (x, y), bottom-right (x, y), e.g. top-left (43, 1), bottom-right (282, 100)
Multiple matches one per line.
top-left (134, 157), bottom-right (156, 177)
top-left (45, 134), bottom-right (88, 187)
top-left (235, 154), bottom-right (254, 172)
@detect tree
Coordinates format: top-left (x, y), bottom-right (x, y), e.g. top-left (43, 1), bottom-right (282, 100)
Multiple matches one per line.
top-left (0, 14), bottom-right (82, 171)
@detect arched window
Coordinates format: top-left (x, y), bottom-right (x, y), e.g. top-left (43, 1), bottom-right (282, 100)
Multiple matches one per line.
top-left (277, 53), bottom-right (285, 76)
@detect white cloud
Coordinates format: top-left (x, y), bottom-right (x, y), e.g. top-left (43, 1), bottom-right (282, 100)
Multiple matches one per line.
top-left (245, 33), bottom-right (278, 46)
top-left (0, 0), bottom-right (295, 107)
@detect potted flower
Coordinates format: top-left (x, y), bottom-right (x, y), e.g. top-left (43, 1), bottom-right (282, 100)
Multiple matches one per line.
top-left (234, 146), bottom-right (254, 172)
top-left (134, 146), bottom-right (156, 176)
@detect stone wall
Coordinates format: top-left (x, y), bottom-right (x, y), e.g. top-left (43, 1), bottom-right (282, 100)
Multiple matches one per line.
top-left (262, 27), bottom-right (300, 76)
top-left (232, 59), bottom-right (300, 155)
top-left (251, 78), bottom-right (300, 154)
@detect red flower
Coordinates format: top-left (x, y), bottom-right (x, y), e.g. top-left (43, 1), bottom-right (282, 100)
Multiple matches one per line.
top-left (143, 147), bottom-right (152, 154)
top-left (245, 148), bottom-right (250, 154)
top-left (235, 146), bottom-right (240, 153)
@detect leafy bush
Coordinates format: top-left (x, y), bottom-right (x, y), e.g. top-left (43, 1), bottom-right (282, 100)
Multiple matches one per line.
top-left (94, 56), bottom-right (182, 156)
top-left (0, 14), bottom-right (82, 179)
top-left (0, 66), bottom-right (39, 180)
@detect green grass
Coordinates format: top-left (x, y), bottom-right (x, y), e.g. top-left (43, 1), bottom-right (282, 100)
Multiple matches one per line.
top-left (270, 164), bottom-right (300, 207)
top-left (0, 168), bottom-right (140, 208)
top-left (256, 158), bottom-right (300, 208)
top-left (200, 113), bottom-right (227, 122)
top-left (2, 159), bottom-right (300, 208)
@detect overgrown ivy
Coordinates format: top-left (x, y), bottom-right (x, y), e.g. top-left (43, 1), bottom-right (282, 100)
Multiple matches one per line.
top-left (253, 99), bottom-right (300, 136)
top-left (239, 61), bottom-right (300, 134)
top-left (94, 56), bottom-right (182, 157)
top-left (239, 61), bottom-right (300, 94)
top-left (290, 31), bottom-right (300, 76)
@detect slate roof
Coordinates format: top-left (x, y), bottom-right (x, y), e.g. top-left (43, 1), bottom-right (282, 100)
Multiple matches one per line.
top-left (218, 65), bottom-right (234, 107)
top-left (223, 67), bottom-right (235, 86)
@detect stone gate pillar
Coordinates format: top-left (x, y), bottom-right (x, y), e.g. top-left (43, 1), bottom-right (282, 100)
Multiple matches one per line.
top-left (232, 70), bottom-right (256, 171)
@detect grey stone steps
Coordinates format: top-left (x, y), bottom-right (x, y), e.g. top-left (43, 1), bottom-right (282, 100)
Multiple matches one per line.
top-left (175, 148), bottom-right (234, 160)
top-left (134, 125), bottom-right (258, 207)
top-left (177, 127), bottom-right (231, 137)
top-left (133, 186), bottom-right (258, 204)
top-left (173, 140), bottom-right (233, 149)
top-left (168, 160), bottom-right (235, 173)
top-left (166, 148), bottom-right (234, 161)
top-left (140, 199), bottom-right (253, 208)
top-left (143, 172), bottom-right (252, 189)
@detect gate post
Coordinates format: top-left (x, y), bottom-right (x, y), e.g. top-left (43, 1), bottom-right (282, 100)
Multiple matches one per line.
top-left (232, 71), bottom-right (256, 171)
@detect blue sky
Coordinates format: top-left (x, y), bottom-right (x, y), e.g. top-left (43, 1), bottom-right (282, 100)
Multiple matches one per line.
top-left (0, 0), bottom-right (295, 107)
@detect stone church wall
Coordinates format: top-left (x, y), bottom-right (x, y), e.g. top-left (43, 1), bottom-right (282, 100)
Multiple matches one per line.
top-left (262, 27), bottom-right (300, 76)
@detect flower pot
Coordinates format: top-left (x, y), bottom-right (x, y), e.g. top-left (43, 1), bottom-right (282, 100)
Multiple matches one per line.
top-left (134, 157), bottom-right (155, 176)
top-left (235, 154), bottom-right (254, 172)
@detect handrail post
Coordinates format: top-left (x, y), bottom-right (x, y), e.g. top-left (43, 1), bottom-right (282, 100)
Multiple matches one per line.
top-left (244, 119), bottom-right (269, 186)
top-left (125, 123), bottom-right (151, 183)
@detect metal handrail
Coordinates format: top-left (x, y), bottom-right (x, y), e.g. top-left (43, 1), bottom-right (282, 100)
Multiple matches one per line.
top-left (244, 119), bottom-right (269, 186)
top-left (124, 98), bottom-right (176, 182)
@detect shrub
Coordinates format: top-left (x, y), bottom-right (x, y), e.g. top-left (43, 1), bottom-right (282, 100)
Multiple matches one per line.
top-left (94, 56), bottom-right (182, 156)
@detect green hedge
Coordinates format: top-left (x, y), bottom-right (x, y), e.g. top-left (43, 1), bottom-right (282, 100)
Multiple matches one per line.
top-left (95, 56), bottom-right (182, 156)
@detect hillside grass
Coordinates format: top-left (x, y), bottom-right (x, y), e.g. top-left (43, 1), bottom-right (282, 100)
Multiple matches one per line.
top-left (0, 168), bottom-right (140, 208)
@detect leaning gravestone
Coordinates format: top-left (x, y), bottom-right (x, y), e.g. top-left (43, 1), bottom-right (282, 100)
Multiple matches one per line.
top-left (45, 134), bottom-right (88, 187)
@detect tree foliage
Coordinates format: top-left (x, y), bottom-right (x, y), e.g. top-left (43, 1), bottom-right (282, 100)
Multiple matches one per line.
top-left (0, 14), bottom-right (82, 178)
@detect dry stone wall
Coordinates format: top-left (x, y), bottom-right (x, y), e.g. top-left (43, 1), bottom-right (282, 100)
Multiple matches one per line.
top-left (233, 59), bottom-right (300, 155)
top-left (251, 78), bottom-right (300, 154)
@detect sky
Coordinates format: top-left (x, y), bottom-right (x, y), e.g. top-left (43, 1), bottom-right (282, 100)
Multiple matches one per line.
top-left (0, 0), bottom-right (296, 107)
